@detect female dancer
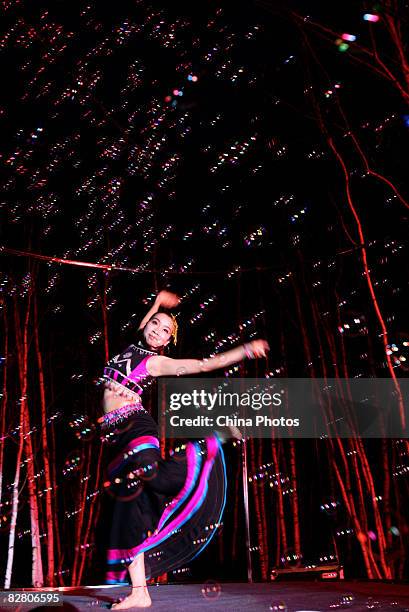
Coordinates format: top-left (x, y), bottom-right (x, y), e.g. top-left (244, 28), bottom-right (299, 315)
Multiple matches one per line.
top-left (99, 290), bottom-right (269, 609)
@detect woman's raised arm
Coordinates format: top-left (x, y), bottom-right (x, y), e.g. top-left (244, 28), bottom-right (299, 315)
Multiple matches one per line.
top-left (147, 339), bottom-right (269, 377)
top-left (138, 290), bottom-right (180, 330)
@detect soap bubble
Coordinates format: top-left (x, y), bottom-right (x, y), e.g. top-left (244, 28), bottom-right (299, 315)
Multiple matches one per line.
top-left (269, 602), bottom-right (287, 611)
top-left (201, 579), bottom-right (221, 600)
top-left (330, 593), bottom-right (356, 608)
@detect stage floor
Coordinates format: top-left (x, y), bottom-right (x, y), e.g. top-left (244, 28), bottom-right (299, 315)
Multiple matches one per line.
top-left (1, 581), bottom-right (408, 611)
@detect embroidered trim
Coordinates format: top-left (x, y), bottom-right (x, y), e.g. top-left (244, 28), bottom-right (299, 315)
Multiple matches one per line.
top-left (132, 343), bottom-right (156, 356)
top-left (98, 402), bottom-right (147, 429)
top-left (107, 435), bottom-right (160, 477)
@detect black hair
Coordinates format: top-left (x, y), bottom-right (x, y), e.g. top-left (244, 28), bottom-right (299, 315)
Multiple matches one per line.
top-left (150, 308), bottom-right (175, 321)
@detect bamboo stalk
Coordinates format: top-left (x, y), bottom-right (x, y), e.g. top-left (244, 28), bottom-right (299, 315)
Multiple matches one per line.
top-left (271, 440), bottom-right (287, 557)
top-left (249, 438), bottom-right (268, 578)
top-left (257, 436), bottom-right (269, 578)
top-left (71, 443), bottom-right (92, 585)
top-left (0, 307), bottom-right (9, 509)
top-left (5, 293), bottom-right (34, 587)
top-left (33, 293), bottom-right (55, 585)
top-left (14, 292), bottom-right (44, 587)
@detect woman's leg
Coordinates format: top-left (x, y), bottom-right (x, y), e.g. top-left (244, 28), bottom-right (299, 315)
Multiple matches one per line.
top-left (111, 553), bottom-right (151, 609)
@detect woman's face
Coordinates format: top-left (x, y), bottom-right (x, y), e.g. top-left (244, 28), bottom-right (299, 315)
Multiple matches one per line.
top-left (143, 313), bottom-right (174, 349)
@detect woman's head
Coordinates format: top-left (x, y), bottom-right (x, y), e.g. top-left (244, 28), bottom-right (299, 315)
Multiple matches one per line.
top-left (142, 312), bottom-right (177, 351)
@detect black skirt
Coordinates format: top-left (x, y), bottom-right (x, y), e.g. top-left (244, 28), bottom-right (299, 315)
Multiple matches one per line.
top-left (101, 408), bottom-right (226, 583)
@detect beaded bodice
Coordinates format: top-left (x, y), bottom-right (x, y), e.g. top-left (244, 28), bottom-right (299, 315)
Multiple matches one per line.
top-left (102, 343), bottom-right (156, 400)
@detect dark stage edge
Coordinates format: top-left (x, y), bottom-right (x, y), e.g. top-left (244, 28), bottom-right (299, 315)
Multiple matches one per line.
top-left (1, 582), bottom-right (409, 611)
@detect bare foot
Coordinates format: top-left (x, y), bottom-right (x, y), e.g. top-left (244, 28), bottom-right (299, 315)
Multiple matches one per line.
top-left (111, 587), bottom-right (152, 609)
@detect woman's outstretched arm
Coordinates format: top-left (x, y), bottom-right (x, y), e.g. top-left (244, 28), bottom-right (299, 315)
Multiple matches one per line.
top-left (147, 339), bottom-right (269, 377)
top-left (138, 290), bottom-right (180, 330)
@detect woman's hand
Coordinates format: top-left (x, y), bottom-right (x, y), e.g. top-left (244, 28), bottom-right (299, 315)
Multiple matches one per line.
top-left (156, 290), bottom-right (180, 309)
top-left (138, 290), bottom-right (180, 331)
top-left (243, 339), bottom-right (269, 359)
